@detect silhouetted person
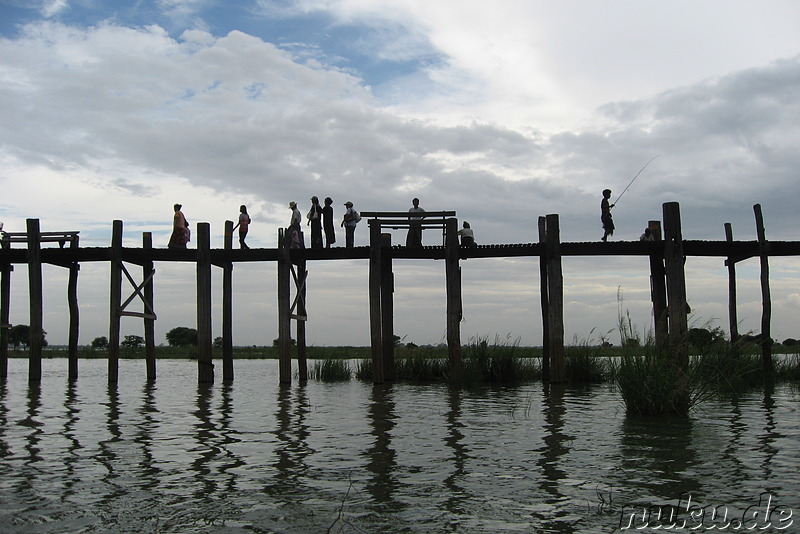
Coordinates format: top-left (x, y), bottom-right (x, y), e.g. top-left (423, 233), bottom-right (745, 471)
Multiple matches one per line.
top-left (307, 196), bottom-right (323, 249)
top-left (341, 201), bottom-right (360, 248)
top-left (168, 203), bottom-right (190, 249)
top-left (231, 204), bottom-right (251, 249)
top-left (322, 197), bottom-right (336, 248)
top-left (639, 227), bottom-right (654, 242)
top-left (287, 201), bottom-right (304, 249)
top-left (406, 197), bottom-right (425, 247)
top-left (601, 189), bottom-right (615, 242)
top-left (457, 221), bottom-right (475, 246)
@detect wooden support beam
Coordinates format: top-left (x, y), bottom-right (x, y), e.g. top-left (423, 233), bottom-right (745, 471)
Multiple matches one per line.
top-left (648, 220), bottom-right (667, 348)
top-left (662, 202), bottom-right (689, 413)
top-left (754, 204), bottom-right (773, 375)
top-left (222, 220), bottom-right (234, 382)
top-left (538, 216), bottom-right (550, 381)
top-left (108, 220), bottom-right (122, 384)
top-left (196, 222), bottom-right (214, 384)
top-left (67, 233), bottom-right (80, 380)
top-left (368, 222), bottom-right (384, 383)
top-left (545, 214), bottom-right (565, 383)
top-left (724, 223), bottom-right (740, 345)
top-left (1, 240), bottom-right (12, 380)
top-left (380, 233), bottom-right (394, 381)
top-left (445, 218), bottom-right (462, 374)
top-left (296, 260), bottom-right (308, 382)
top-left (277, 228), bottom-right (292, 384)
top-left (143, 232), bottom-right (156, 381)
top-left (27, 219), bottom-right (43, 382)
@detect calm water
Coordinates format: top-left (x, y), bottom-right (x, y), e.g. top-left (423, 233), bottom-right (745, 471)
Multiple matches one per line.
top-left (0, 359), bottom-right (797, 533)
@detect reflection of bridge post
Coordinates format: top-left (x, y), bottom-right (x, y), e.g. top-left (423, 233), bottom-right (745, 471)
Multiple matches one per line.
top-left (365, 384), bottom-right (401, 509)
top-left (537, 382), bottom-right (575, 534)
top-left (443, 388), bottom-right (468, 515)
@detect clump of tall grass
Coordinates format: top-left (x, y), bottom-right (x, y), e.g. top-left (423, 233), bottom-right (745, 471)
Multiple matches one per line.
top-left (458, 335), bottom-right (540, 385)
top-left (355, 336), bottom-right (539, 385)
top-left (563, 333), bottom-right (609, 382)
top-left (309, 358), bottom-right (352, 381)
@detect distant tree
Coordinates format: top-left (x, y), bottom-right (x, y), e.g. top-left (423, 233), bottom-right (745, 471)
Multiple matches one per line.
top-left (213, 337), bottom-right (224, 349)
top-left (166, 327), bottom-right (198, 346)
top-left (8, 325), bottom-right (47, 349)
top-left (91, 336), bottom-right (109, 350)
top-left (782, 338), bottom-right (797, 347)
top-left (272, 337), bottom-right (296, 347)
top-left (121, 335), bottom-right (144, 348)
top-left (8, 325), bottom-right (28, 349)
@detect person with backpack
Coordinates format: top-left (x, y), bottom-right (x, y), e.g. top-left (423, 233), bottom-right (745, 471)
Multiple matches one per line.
top-left (341, 201), bottom-right (360, 248)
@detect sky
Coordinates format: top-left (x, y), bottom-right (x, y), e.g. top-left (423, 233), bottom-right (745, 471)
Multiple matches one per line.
top-left (1, 0), bottom-right (799, 349)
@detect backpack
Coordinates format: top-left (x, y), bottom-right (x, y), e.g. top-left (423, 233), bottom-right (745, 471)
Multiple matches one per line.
top-left (353, 210), bottom-right (361, 223)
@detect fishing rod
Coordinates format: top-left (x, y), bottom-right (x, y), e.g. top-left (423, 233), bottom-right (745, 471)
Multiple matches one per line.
top-left (614, 154), bottom-right (660, 206)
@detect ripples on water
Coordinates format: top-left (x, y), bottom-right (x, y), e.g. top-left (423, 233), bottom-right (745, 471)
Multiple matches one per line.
top-left (0, 359), bottom-right (797, 533)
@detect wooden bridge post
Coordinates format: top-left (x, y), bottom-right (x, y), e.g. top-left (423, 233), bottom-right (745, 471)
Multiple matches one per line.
top-left (296, 260), bottom-right (308, 382)
top-left (1, 238), bottom-right (12, 380)
top-left (545, 214), bottom-right (565, 383)
top-left (196, 222), bottom-right (214, 384)
top-left (380, 233), bottom-right (394, 380)
top-left (648, 220), bottom-right (668, 348)
top-left (662, 202), bottom-right (689, 412)
top-left (538, 216), bottom-right (550, 381)
top-left (67, 233), bottom-right (80, 380)
top-left (724, 223), bottom-right (740, 346)
top-left (754, 204), bottom-right (773, 375)
top-left (368, 221), bottom-right (384, 383)
top-left (222, 220), bottom-right (234, 381)
top-left (445, 218), bottom-right (462, 373)
top-left (142, 232), bottom-right (156, 381)
top-left (26, 219), bottom-right (43, 382)
top-left (277, 228), bottom-right (292, 384)
top-left (108, 220), bottom-right (122, 384)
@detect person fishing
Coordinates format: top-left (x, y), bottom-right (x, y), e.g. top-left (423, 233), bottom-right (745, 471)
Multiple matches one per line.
top-left (601, 155), bottom-right (660, 242)
top-left (601, 189), bottom-right (614, 242)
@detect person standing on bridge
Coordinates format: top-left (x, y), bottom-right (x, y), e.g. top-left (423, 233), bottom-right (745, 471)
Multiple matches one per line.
top-left (231, 205), bottom-right (251, 249)
top-left (322, 196), bottom-right (336, 248)
top-left (168, 203), bottom-right (190, 249)
top-left (287, 201), bottom-right (304, 249)
top-left (307, 196), bottom-right (323, 249)
top-left (341, 201), bottom-right (360, 248)
top-left (601, 189), bottom-right (615, 242)
top-left (406, 197), bottom-right (425, 248)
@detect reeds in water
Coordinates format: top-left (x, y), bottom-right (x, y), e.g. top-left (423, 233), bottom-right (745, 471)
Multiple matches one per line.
top-left (309, 358), bottom-right (352, 381)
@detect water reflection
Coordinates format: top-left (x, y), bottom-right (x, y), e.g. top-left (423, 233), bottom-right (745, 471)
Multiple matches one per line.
top-left (60, 381), bottom-right (82, 502)
top-left (364, 383), bottom-right (403, 512)
top-left (758, 384), bottom-right (779, 479)
top-left (536, 382), bottom-right (576, 534)
top-left (0, 381), bottom-right (8, 462)
top-left (619, 415), bottom-right (700, 501)
top-left (268, 384), bottom-right (312, 500)
top-left (442, 387), bottom-right (469, 516)
top-left (97, 385), bottom-right (124, 506)
top-left (132, 382), bottom-right (159, 493)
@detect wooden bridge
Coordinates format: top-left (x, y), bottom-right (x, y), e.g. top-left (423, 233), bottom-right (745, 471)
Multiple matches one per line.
top-left (1, 202), bottom-right (797, 386)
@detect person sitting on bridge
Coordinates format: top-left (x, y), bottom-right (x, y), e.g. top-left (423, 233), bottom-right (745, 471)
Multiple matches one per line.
top-left (458, 221), bottom-right (475, 246)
